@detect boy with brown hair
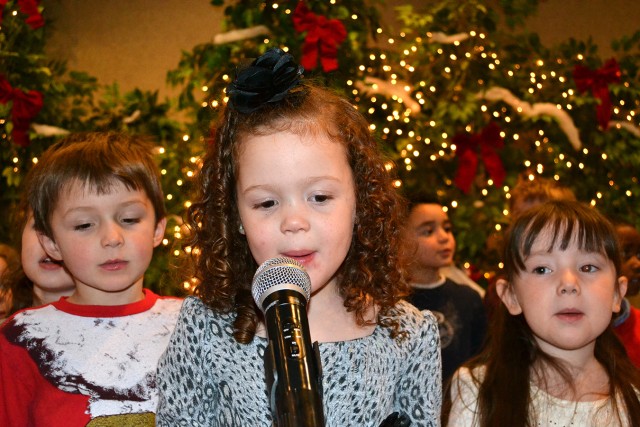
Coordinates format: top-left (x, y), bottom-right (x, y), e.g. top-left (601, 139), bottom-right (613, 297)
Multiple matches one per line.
top-left (402, 192), bottom-right (487, 384)
top-left (0, 133), bottom-right (182, 426)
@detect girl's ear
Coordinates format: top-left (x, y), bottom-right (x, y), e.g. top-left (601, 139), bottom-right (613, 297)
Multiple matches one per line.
top-left (613, 276), bottom-right (628, 313)
top-left (496, 278), bottom-right (523, 315)
top-left (153, 217), bottom-right (168, 248)
top-left (37, 232), bottom-right (63, 262)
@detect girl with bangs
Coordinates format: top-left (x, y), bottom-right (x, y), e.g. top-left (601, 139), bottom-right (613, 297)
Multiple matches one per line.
top-left (446, 200), bottom-right (640, 427)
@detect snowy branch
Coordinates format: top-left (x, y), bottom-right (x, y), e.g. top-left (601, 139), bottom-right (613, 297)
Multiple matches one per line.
top-left (477, 86), bottom-right (582, 150)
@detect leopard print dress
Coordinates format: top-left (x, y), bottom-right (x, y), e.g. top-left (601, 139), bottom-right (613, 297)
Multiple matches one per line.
top-left (156, 297), bottom-right (442, 426)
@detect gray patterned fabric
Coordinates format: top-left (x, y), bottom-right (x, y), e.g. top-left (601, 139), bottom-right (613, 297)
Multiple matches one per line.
top-left (156, 297), bottom-right (442, 426)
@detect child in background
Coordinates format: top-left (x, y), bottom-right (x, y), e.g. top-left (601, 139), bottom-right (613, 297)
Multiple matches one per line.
top-left (402, 193), bottom-right (487, 385)
top-left (0, 243), bottom-right (19, 319)
top-left (0, 132), bottom-right (183, 426)
top-left (156, 48), bottom-right (442, 426)
top-left (508, 175), bottom-right (576, 216)
top-left (446, 200), bottom-right (640, 427)
top-left (612, 221), bottom-right (640, 367)
top-left (1, 139), bottom-right (78, 319)
top-left (16, 213), bottom-right (75, 308)
top-left (1, 205), bottom-right (75, 318)
top-left (485, 175), bottom-right (576, 261)
top-left (0, 244), bottom-right (18, 277)
top-left (0, 213), bottom-right (74, 321)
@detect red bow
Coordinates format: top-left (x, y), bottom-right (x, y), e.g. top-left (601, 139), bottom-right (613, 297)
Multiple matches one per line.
top-left (0, 0), bottom-right (6, 23)
top-left (453, 122), bottom-right (506, 194)
top-left (573, 58), bottom-right (621, 129)
top-left (0, 76), bottom-right (44, 147)
top-left (293, 1), bottom-right (346, 72)
top-left (0, 0), bottom-right (43, 29)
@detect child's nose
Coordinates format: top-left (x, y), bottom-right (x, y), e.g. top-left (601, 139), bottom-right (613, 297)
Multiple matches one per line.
top-left (436, 228), bottom-right (451, 242)
top-left (558, 270), bottom-right (580, 295)
top-left (101, 223), bottom-right (124, 247)
top-left (280, 204), bottom-right (310, 234)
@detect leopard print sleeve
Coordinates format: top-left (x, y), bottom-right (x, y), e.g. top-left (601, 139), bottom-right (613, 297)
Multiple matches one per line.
top-left (156, 297), bottom-right (218, 426)
top-left (395, 304), bottom-right (442, 426)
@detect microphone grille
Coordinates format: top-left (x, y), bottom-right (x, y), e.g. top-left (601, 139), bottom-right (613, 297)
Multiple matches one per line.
top-left (251, 257), bottom-right (311, 307)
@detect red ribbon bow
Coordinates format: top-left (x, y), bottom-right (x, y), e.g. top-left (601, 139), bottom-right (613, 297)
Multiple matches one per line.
top-left (573, 58), bottom-right (621, 130)
top-left (453, 122), bottom-right (506, 194)
top-left (293, 1), bottom-right (347, 73)
top-left (0, 75), bottom-right (44, 147)
top-left (0, 0), bottom-right (44, 29)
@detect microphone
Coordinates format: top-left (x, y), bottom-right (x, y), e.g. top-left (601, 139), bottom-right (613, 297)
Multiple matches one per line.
top-left (252, 257), bottom-right (325, 427)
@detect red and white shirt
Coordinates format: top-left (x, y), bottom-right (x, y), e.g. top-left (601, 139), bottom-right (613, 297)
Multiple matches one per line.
top-left (0, 289), bottom-right (182, 426)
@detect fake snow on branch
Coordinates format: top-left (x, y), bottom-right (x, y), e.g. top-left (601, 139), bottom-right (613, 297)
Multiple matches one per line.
top-left (32, 109), bottom-right (142, 137)
top-left (477, 86), bottom-right (582, 150)
top-left (610, 121), bottom-right (640, 138)
top-left (355, 77), bottom-right (421, 115)
top-left (31, 123), bottom-right (70, 137)
top-left (429, 32), bottom-right (469, 44)
top-left (123, 109), bottom-right (141, 124)
top-left (213, 25), bottom-right (271, 45)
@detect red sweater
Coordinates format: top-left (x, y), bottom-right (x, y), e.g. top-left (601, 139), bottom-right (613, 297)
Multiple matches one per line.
top-left (614, 303), bottom-right (640, 368)
top-left (0, 289), bottom-right (182, 426)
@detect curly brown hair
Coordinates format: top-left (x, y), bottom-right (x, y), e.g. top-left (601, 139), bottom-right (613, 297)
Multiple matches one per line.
top-left (184, 84), bottom-right (411, 344)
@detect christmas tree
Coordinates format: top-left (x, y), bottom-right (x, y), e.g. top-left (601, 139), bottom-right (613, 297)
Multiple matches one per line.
top-left (165, 0), bottom-right (640, 285)
top-left (1, 0), bottom-right (639, 291)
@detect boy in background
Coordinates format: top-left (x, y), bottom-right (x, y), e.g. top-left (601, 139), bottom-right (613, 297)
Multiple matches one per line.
top-left (0, 133), bottom-right (182, 426)
top-left (402, 193), bottom-right (487, 384)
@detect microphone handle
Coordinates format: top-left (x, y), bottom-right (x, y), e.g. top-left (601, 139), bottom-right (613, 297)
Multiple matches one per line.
top-left (263, 289), bottom-right (325, 427)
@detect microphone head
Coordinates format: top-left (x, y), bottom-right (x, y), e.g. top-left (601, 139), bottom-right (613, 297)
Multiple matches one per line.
top-left (251, 257), bottom-right (312, 309)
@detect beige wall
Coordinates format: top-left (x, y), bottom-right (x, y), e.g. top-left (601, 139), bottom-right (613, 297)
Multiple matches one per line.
top-left (44, 0), bottom-right (640, 97)
top-left (525, 0), bottom-right (640, 56)
top-left (45, 0), bottom-right (224, 97)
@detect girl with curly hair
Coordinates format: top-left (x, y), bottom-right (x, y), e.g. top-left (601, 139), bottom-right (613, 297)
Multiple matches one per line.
top-left (157, 48), bottom-right (442, 426)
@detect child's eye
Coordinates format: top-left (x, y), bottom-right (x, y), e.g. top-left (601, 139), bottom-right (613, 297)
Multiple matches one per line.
top-left (73, 223), bottom-right (92, 231)
top-left (253, 200), bottom-right (277, 209)
top-left (122, 218), bottom-right (141, 225)
top-left (418, 227), bottom-right (434, 237)
top-left (580, 264), bottom-right (599, 273)
top-left (309, 194), bottom-right (332, 203)
top-left (532, 266), bottom-right (551, 274)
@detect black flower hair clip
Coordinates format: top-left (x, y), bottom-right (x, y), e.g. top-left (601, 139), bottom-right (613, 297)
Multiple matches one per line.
top-left (226, 48), bottom-right (304, 114)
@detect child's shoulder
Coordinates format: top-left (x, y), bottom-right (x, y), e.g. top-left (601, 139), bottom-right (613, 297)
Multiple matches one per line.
top-left (453, 364), bottom-right (485, 382)
top-left (389, 298), bottom-right (438, 320)
top-left (168, 296), bottom-right (243, 351)
top-left (179, 295), bottom-right (209, 313)
top-left (384, 299), bottom-right (440, 340)
top-left (444, 278), bottom-right (485, 300)
top-left (174, 295), bottom-right (234, 326)
top-left (178, 295), bottom-right (219, 317)
top-left (1, 302), bottom-right (58, 331)
top-left (151, 292), bottom-right (185, 313)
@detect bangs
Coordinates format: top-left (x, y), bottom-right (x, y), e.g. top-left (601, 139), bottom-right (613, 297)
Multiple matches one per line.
top-left (504, 201), bottom-right (621, 278)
